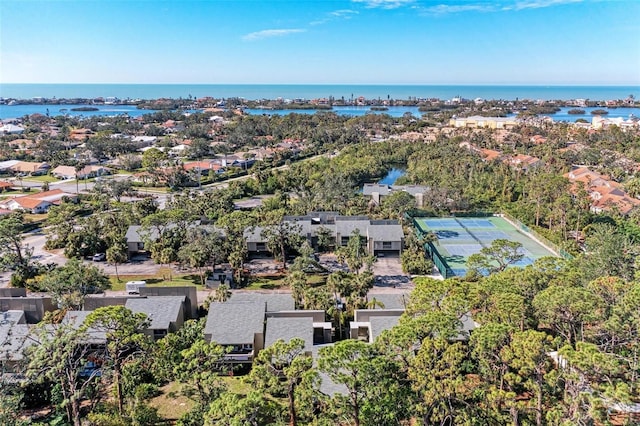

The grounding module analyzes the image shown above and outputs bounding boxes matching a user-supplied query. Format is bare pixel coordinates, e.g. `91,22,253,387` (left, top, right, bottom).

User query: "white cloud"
242,29,306,41
311,9,359,25
352,0,416,9
423,3,497,14
331,9,360,18
511,0,583,11
420,0,584,15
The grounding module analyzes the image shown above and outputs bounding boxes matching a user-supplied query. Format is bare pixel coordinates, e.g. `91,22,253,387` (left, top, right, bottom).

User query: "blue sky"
1,0,638,85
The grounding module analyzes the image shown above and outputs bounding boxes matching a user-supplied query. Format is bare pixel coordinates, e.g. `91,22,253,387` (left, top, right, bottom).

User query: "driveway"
319,253,413,291
88,254,161,276
371,256,413,290
23,228,67,266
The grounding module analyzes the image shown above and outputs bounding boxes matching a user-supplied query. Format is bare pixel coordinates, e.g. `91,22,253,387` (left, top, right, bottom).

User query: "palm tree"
213,284,231,302
74,162,85,194
366,297,385,310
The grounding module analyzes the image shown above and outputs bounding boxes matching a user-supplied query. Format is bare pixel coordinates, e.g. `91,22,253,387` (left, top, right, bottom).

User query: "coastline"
1,83,638,102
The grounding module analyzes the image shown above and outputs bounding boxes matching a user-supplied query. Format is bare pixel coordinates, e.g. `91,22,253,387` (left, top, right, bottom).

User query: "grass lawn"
134,186,171,194
148,382,194,421
24,175,59,183
149,377,253,421
23,213,48,223
221,376,254,395
109,269,206,291
245,273,326,290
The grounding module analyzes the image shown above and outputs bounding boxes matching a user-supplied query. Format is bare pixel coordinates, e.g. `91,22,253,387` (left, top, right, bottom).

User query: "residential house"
591,116,640,131
0,160,20,174
0,181,13,192
10,161,50,176
479,148,502,162
365,291,410,310
0,197,53,214
204,293,333,364
362,183,429,207
267,310,332,345
264,317,314,355
0,124,25,135
51,165,111,180
62,310,108,346
0,293,55,323
502,154,542,172
125,296,185,340
0,313,35,374
69,128,94,142
83,288,196,321
83,295,138,311
204,301,266,363
169,144,189,156
564,166,640,215
350,309,404,343
8,139,36,151
183,160,225,176
245,212,405,257
139,286,198,320
132,136,158,148
449,116,518,129
220,155,255,170
0,189,77,214
459,141,501,162
125,223,220,257
229,292,295,313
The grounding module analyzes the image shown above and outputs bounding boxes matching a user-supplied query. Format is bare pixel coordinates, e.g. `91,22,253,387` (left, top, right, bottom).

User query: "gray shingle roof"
335,220,372,238
0,310,26,325
62,310,108,344
0,323,32,361
311,344,349,396
265,317,313,351
367,223,404,241
125,225,156,244
369,316,401,341
126,223,221,244
229,293,294,313
366,292,410,310
391,184,429,196
205,302,265,345
125,296,185,330
244,226,264,243
362,183,392,196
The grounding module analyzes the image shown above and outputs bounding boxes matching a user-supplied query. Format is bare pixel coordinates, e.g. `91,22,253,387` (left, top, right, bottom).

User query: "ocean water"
2,103,640,121
1,84,638,102
244,105,423,118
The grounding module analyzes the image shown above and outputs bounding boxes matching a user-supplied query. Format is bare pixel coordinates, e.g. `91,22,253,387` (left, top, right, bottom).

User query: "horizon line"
2,82,639,87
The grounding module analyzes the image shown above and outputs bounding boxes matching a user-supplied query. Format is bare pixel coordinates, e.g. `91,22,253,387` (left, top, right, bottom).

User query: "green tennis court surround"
414,216,558,277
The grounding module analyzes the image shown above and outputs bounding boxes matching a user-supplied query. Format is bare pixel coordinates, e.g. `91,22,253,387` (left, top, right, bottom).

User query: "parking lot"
371,256,413,290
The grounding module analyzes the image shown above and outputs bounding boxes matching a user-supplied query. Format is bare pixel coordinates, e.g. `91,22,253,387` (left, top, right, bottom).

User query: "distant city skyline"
1,0,639,85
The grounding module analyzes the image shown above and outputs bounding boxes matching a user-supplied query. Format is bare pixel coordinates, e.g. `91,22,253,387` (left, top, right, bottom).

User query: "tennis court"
415,216,557,277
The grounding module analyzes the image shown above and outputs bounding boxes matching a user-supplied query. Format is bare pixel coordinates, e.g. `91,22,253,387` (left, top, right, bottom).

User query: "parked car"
92,253,106,262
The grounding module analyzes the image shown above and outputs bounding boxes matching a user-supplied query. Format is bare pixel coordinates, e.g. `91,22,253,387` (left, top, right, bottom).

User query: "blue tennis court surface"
416,216,558,278
424,218,495,229
435,230,510,243
445,244,483,257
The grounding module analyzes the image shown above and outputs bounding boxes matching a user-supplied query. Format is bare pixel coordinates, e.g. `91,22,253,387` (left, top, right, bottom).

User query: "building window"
256,243,266,251
382,242,392,249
